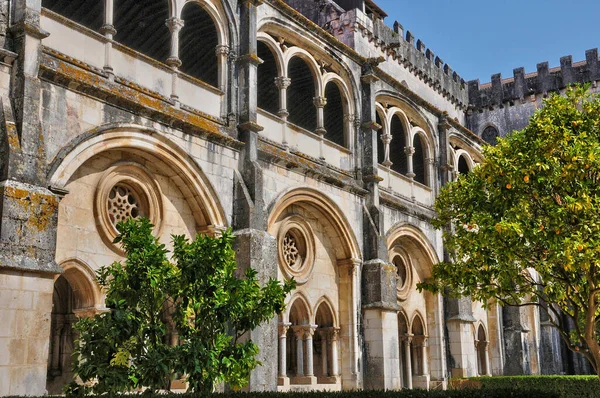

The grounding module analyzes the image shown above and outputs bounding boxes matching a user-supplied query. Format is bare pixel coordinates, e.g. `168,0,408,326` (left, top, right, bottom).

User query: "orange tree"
421,85,600,376
69,218,295,394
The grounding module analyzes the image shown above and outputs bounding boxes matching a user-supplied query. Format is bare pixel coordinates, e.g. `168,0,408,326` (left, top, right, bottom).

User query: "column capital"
292,325,306,339
313,96,327,108
274,76,292,89
165,17,184,32
215,44,231,56
404,146,415,156
279,322,292,337
382,133,392,145
303,324,318,338
328,327,340,341
425,157,435,165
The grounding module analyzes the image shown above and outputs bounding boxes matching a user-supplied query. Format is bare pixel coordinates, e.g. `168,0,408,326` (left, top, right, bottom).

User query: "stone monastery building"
0,0,599,395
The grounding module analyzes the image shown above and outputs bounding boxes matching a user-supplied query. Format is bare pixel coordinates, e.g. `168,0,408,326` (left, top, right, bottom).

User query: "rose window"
278,218,314,284
283,232,301,269
107,184,143,226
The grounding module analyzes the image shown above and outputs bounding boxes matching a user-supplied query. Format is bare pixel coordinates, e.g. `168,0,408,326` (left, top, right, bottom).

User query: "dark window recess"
413,134,427,185
376,111,385,165
42,0,104,31
323,82,345,147
482,125,499,145
458,155,470,174
114,0,170,63
287,57,317,132
389,115,407,175
257,41,280,115
179,3,219,87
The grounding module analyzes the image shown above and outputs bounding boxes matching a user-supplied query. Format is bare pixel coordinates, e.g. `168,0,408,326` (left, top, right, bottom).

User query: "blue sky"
373,0,600,83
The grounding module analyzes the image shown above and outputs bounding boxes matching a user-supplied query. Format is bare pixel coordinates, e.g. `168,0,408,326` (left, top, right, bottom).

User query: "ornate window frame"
389,246,413,301
94,162,163,253
277,215,315,284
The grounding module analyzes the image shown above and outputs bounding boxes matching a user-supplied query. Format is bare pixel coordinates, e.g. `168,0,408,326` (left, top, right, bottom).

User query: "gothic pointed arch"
47,124,227,232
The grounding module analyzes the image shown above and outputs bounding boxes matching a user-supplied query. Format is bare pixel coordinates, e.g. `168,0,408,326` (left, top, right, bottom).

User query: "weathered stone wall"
0,271,54,396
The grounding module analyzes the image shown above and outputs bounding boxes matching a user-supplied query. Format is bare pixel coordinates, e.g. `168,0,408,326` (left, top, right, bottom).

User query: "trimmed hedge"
11,389,562,398
452,375,600,398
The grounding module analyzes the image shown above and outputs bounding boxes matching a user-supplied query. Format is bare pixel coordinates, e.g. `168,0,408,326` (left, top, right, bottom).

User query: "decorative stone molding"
389,248,413,301
94,162,163,254
277,215,315,284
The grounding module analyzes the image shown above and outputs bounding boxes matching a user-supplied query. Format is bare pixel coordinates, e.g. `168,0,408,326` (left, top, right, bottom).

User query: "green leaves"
421,85,600,374
70,218,295,395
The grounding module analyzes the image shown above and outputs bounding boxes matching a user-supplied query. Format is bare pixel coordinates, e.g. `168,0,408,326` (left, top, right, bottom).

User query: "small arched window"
179,3,219,87
42,0,104,31
389,115,407,175
257,41,280,115
323,82,345,147
482,125,499,145
114,0,170,63
287,57,317,132
314,302,336,378
411,316,426,376
458,155,470,174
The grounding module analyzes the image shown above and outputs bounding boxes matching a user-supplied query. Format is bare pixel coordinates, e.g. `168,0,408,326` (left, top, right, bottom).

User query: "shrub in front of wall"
452,375,600,398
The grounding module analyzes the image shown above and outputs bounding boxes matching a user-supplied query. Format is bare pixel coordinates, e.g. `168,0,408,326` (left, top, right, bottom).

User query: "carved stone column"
165,17,184,103
279,322,291,377
293,326,305,377
404,336,413,389
330,327,340,376
421,337,429,375
405,146,416,179
215,44,230,93
381,132,392,168
304,325,317,376
275,76,291,147
101,0,116,78
313,96,327,160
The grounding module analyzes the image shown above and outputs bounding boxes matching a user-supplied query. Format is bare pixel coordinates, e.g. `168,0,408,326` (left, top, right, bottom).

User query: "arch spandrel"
48,124,227,231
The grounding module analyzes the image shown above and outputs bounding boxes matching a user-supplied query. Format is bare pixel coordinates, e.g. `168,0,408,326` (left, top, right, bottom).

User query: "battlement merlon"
281,0,468,108
331,8,467,106
468,49,600,109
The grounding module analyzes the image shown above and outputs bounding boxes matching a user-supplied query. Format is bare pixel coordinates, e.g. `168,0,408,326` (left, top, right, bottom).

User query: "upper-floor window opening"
376,110,385,165
413,134,427,186
390,115,407,175
179,2,219,87
42,0,104,31
323,82,345,147
257,41,280,115
287,57,317,132
114,0,170,63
